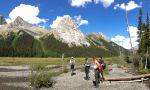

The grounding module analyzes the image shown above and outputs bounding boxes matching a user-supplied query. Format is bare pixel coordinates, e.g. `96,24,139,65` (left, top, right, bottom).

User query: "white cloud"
6,4,47,24
114,1,140,11
94,0,115,8
50,15,70,28
69,0,114,8
74,15,88,26
113,4,119,10
5,18,12,23
50,15,88,28
69,0,92,7
111,26,138,49
38,24,47,29
111,35,126,42
127,26,138,38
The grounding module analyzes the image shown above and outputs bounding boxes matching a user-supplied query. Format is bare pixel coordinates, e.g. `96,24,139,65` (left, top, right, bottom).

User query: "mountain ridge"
0,14,129,57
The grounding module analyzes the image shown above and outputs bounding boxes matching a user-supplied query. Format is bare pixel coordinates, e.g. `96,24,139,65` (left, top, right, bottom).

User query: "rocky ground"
50,64,149,90
0,65,59,90
0,64,149,90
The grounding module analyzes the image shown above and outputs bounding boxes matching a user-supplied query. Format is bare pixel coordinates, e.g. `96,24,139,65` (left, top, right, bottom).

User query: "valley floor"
0,64,149,90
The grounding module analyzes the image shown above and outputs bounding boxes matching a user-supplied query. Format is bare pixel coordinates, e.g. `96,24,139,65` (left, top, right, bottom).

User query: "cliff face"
50,15,90,47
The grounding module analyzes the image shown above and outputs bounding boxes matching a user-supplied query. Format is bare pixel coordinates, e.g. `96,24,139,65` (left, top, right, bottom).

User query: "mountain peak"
15,16,24,22
51,16,90,47
56,15,78,31
89,32,111,42
11,16,32,28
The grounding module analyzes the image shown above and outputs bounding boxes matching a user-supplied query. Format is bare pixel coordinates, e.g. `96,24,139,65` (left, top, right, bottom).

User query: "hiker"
84,57,90,80
99,56,106,81
93,57,102,87
70,57,75,76
93,63,99,87
95,58,103,83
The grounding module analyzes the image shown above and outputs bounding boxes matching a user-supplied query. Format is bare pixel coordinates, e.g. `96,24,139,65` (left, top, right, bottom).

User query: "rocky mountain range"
0,14,128,57
0,16,48,37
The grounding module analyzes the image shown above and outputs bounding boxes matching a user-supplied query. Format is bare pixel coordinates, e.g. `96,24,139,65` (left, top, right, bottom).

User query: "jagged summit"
56,15,78,31
0,16,49,37
0,13,7,25
89,32,111,42
9,16,32,28
50,15,90,47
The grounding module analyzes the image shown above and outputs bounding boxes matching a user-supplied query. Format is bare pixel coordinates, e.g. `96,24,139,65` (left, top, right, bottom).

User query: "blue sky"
0,0,149,49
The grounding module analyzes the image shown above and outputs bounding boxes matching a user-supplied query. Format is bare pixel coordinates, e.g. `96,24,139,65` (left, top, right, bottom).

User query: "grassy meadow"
0,57,127,66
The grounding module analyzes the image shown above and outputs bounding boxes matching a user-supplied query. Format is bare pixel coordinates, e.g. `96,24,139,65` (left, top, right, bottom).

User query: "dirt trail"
48,64,149,90
0,65,60,90
0,64,149,90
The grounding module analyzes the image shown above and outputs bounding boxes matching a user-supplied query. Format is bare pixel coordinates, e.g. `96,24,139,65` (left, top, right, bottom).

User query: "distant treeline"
0,30,128,57
0,31,44,57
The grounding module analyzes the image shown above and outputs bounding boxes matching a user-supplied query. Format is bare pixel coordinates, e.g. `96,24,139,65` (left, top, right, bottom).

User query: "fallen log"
105,74,150,81
118,78,149,83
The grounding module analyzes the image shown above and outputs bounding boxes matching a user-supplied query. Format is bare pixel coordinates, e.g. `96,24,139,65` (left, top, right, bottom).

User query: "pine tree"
144,13,150,52
137,8,144,54
141,13,150,54
144,13,150,69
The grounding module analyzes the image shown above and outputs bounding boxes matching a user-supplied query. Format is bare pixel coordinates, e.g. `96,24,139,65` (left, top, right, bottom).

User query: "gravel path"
0,64,149,90
0,65,61,90
47,64,149,90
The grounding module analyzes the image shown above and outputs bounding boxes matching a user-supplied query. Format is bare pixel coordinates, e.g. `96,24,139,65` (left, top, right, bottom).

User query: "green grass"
0,57,127,66
0,57,62,66
0,57,93,66
104,57,127,67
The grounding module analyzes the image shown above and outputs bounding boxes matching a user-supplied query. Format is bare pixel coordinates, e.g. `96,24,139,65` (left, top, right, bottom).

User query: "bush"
30,64,48,71
29,64,54,88
124,55,132,63
29,71,54,88
62,66,69,73
133,55,140,68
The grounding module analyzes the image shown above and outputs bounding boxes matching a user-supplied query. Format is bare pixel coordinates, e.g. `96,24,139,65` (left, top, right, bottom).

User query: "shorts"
71,65,74,69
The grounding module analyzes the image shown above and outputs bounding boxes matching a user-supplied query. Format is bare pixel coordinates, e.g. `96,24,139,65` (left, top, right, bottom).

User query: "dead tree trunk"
105,74,150,81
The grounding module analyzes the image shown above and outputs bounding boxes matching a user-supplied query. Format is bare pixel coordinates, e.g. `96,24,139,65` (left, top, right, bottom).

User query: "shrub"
133,55,140,68
29,64,54,88
62,66,69,73
30,64,48,71
29,71,54,88
124,55,132,63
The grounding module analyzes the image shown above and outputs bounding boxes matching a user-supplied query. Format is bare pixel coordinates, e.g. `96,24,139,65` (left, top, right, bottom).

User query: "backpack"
102,63,106,70
95,60,102,71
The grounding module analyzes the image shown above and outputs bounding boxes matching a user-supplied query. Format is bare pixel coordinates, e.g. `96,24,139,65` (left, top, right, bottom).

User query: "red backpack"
95,60,102,71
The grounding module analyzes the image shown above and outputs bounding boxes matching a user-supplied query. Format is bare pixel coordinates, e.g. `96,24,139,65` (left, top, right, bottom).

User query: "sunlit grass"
0,57,127,66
